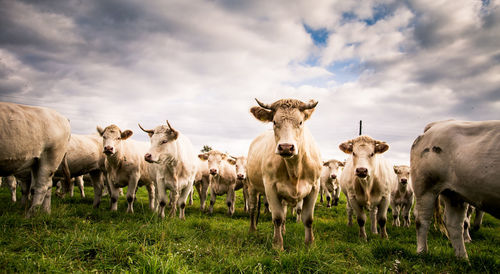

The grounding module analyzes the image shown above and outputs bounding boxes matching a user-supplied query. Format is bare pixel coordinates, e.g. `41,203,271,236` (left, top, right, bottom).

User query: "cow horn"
255,98,273,110
138,123,154,134
300,100,318,110
229,155,237,160
166,120,177,132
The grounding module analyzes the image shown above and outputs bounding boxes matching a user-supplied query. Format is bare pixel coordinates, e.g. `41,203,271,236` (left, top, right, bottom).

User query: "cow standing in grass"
339,135,396,240
97,125,156,213
320,159,344,207
233,155,250,212
140,121,197,219
198,150,237,216
411,120,500,259
192,157,210,211
391,165,414,227
0,102,71,217
247,98,322,250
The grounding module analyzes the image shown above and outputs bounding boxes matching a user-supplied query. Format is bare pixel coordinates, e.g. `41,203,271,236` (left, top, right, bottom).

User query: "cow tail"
256,194,262,226
433,195,449,239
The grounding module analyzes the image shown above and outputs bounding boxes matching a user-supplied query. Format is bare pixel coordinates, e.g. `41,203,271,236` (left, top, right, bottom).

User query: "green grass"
0,185,499,273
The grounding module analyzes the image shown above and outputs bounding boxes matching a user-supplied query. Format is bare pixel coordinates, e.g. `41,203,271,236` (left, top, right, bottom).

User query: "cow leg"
415,192,437,254
326,191,332,208
169,189,179,218
333,187,340,206
441,194,468,259
463,204,472,243
19,177,31,206
27,158,58,217
226,186,235,216
377,196,390,239
370,205,378,234
473,210,484,231
89,171,104,208
295,199,303,223
177,183,191,220
401,203,412,227
345,194,353,226
75,176,85,198
126,175,140,214
69,178,75,197
243,184,249,213
5,176,17,203
156,178,167,218
107,176,120,211
319,186,324,204
248,187,259,232
209,186,216,214
263,196,270,214
349,197,367,240
146,182,156,211
201,178,210,211
188,189,193,206
302,184,319,247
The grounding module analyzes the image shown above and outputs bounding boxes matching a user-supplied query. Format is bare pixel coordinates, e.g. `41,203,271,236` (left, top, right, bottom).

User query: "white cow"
339,135,396,240
233,155,250,213
198,150,237,216
247,98,322,250
140,121,197,219
97,125,156,213
1,176,17,203
411,120,500,259
0,102,71,217
192,157,210,211
320,159,344,207
391,165,414,227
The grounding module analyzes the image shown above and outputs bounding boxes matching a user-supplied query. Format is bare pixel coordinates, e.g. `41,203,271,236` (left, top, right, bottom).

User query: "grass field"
0,185,499,273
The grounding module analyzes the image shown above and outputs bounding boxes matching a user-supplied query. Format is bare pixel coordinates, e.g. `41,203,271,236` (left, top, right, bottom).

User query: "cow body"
411,120,500,259
320,159,344,207
199,150,237,216
0,102,71,216
390,165,414,227
339,135,396,240
97,125,156,213
233,156,250,212
247,98,322,250
141,121,197,219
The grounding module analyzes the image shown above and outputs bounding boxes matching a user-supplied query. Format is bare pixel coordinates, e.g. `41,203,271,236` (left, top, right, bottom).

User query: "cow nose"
330,174,337,180
144,153,152,162
210,169,217,175
355,167,368,178
237,174,245,180
277,143,295,155
400,178,408,184
104,146,114,154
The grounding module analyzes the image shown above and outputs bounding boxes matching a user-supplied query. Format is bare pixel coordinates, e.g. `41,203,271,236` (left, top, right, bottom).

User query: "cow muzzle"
330,174,337,180
400,178,408,185
355,167,368,178
209,169,218,175
237,174,245,180
103,146,114,155
277,143,296,157
144,153,154,163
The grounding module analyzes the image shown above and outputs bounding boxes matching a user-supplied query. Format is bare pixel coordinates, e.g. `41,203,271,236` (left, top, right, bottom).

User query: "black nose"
237,174,245,180
104,146,113,154
400,178,408,184
355,167,368,178
210,169,217,175
144,153,152,162
278,143,295,155
330,174,337,180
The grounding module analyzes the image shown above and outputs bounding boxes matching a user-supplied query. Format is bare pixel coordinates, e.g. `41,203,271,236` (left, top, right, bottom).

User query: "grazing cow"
320,159,344,207
233,155,250,212
198,150,237,216
97,125,156,213
56,134,107,207
391,165,414,227
140,121,197,219
247,98,322,250
1,176,17,203
339,135,396,240
411,120,500,259
0,102,71,217
193,157,210,211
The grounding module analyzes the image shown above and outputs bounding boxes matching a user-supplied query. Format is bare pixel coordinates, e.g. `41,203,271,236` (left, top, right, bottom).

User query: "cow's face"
97,125,133,156
199,150,235,176
394,165,410,189
140,122,178,164
234,156,247,180
323,160,344,181
339,136,389,180
250,98,318,158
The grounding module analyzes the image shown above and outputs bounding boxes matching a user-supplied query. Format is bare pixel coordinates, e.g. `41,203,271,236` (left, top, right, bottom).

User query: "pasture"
0,186,499,273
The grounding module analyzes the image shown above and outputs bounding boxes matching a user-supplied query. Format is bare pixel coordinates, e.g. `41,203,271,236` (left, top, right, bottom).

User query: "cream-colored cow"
320,159,344,207
391,165,414,227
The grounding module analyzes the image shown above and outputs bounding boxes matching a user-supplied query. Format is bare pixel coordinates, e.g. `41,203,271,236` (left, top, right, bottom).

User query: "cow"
320,159,344,207
198,150,237,216
139,121,197,219
193,157,210,211
339,135,396,240
247,98,322,250
411,120,500,259
391,165,414,227
0,102,71,217
232,155,250,212
1,176,17,203
97,125,156,213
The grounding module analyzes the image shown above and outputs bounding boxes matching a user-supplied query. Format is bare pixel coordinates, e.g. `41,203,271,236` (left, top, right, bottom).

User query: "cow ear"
339,141,353,154
121,130,133,140
227,158,236,165
250,107,273,123
198,153,208,160
323,161,329,167
338,161,345,167
393,166,400,174
303,108,316,121
375,141,389,154
97,126,105,136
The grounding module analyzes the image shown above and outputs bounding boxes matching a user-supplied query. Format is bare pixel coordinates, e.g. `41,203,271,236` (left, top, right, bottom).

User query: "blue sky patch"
303,24,329,47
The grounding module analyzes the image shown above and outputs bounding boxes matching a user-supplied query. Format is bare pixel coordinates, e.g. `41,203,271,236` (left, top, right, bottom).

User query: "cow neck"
398,183,408,194
106,148,124,169
283,147,304,182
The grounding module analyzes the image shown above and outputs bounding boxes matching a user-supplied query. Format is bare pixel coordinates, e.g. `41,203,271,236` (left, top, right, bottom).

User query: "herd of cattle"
0,99,498,260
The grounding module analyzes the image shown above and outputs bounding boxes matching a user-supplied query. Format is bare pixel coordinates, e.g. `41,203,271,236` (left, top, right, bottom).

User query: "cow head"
339,135,389,180
394,165,411,190
232,156,247,180
139,120,179,164
96,124,133,156
198,150,235,176
250,98,318,158
323,159,344,181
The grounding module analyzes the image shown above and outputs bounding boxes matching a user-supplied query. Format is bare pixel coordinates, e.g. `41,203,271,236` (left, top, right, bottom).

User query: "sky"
0,0,499,165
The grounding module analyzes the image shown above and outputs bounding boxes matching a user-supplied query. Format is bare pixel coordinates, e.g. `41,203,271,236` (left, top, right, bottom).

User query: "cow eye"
273,121,276,126
352,152,356,157
370,153,374,157
161,140,168,144
300,121,303,125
